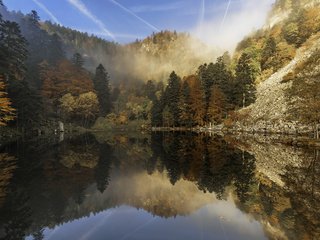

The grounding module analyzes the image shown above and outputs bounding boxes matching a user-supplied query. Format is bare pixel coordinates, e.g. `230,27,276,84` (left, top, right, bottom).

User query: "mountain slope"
234,0,320,131
43,23,217,84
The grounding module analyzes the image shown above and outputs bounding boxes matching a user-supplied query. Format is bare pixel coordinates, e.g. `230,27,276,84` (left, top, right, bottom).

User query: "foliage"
0,76,14,125
59,92,99,126
287,49,320,132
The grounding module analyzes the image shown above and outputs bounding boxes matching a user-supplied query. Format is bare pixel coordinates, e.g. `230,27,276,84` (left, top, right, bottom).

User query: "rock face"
237,36,320,134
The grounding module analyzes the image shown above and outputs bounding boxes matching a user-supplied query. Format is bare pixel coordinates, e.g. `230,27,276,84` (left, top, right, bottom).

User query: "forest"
1,0,320,133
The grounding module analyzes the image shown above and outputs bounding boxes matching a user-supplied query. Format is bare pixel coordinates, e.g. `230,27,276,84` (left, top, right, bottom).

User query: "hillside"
43,23,217,84
233,0,320,132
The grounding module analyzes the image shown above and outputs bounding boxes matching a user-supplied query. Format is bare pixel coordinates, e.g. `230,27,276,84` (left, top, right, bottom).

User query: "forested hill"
1,0,320,135
43,22,217,84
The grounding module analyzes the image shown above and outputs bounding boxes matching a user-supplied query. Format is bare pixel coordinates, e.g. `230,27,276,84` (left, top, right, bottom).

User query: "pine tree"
143,80,156,101
8,79,42,127
235,52,257,107
72,52,84,69
261,37,277,70
151,98,163,127
178,81,193,127
163,71,181,127
0,20,28,79
93,64,111,116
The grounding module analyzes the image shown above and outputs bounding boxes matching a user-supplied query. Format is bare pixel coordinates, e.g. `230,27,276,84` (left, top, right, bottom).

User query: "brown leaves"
0,76,15,126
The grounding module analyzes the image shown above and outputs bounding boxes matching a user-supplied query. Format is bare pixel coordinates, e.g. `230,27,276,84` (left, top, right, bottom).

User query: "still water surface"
0,132,319,240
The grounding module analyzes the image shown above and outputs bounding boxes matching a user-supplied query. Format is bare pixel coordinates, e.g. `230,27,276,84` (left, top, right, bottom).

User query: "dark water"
0,132,319,240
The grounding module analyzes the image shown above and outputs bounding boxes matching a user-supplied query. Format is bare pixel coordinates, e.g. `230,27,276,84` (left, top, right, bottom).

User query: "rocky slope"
240,35,320,132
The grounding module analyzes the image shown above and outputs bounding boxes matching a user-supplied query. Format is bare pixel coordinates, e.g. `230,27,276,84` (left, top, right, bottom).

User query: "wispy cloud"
32,0,61,24
220,0,232,31
109,0,160,32
130,1,183,13
67,0,115,41
198,0,205,27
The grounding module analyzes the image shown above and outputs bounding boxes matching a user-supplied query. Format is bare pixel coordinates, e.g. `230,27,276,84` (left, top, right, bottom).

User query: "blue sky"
3,0,275,48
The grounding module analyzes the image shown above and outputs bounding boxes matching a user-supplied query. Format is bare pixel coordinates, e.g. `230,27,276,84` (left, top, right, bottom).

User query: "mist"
194,0,275,51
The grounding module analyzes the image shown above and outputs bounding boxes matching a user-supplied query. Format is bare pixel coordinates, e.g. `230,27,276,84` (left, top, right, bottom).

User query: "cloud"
67,0,115,41
220,0,231,30
31,0,61,24
194,0,275,51
197,0,205,27
109,0,160,32
130,1,184,13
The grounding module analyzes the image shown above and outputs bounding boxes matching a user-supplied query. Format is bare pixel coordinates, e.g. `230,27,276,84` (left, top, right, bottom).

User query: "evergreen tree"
0,20,28,79
143,80,156,101
178,81,193,127
72,52,84,68
8,80,42,127
151,98,163,127
93,64,111,116
261,37,277,70
163,71,181,127
95,143,113,193
235,52,257,107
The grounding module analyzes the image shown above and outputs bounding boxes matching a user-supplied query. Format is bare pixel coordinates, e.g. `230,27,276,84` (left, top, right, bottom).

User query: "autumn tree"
41,59,94,113
185,75,206,126
59,92,99,126
207,86,227,124
0,76,14,125
94,64,111,116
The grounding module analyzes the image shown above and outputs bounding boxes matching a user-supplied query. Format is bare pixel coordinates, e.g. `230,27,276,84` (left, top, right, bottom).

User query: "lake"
0,132,319,240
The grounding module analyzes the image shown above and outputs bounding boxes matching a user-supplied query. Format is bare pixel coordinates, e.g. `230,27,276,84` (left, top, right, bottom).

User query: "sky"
3,0,275,49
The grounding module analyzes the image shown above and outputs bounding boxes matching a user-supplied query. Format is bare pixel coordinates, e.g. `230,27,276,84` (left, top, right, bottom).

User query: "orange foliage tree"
40,59,94,112
0,76,15,126
184,75,206,126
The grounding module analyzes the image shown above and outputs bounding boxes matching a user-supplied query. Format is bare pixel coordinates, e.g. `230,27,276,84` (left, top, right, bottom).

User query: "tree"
207,86,227,124
59,92,99,126
163,71,181,127
234,52,258,107
72,52,84,68
162,105,174,127
185,75,206,126
282,22,300,46
0,20,28,79
143,80,156,101
151,98,163,127
93,64,111,116
261,37,277,70
178,81,193,127
8,79,42,127
0,76,15,125
41,59,94,113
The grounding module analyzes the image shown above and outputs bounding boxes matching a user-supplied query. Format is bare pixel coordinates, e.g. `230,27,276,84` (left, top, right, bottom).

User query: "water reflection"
0,133,319,240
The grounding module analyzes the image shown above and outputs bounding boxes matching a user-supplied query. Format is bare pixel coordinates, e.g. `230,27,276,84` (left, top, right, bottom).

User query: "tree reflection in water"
0,133,319,239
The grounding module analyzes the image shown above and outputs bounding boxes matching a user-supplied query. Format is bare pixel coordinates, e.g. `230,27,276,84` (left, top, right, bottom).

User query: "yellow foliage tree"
0,76,15,126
